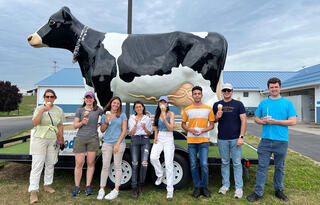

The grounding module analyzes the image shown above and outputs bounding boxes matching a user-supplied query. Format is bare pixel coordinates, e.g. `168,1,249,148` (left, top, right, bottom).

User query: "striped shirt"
182,104,215,144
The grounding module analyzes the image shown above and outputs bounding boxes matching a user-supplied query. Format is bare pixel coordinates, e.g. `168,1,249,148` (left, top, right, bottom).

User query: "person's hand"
267,118,277,125
82,117,89,125
42,105,50,112
105,115,112,124
114,143,119,153
261,117,268,124
154,137,158,144
60,143,65,151
141,122,146,129
189,128,200,136
160,111,166,119
237,137,244,146
216,111,223,119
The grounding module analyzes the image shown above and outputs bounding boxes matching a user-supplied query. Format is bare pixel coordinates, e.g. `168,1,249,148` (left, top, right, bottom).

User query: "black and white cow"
28,7,228,108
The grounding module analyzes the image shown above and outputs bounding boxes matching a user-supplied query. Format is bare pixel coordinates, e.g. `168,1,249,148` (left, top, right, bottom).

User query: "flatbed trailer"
0,131,273,189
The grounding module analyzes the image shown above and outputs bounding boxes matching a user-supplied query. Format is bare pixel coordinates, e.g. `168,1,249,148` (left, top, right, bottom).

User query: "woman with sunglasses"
29,89,65,204
128,101,152,199
72,91,103,196
97,96,127,200
150,96,175,199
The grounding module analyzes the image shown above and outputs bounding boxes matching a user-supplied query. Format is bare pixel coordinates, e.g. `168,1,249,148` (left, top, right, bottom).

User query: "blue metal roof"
36,68,83,86
223,71,297,90
282,64,320,88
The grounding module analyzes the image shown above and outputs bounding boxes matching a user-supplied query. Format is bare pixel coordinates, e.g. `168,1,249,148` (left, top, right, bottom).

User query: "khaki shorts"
73,136,99,153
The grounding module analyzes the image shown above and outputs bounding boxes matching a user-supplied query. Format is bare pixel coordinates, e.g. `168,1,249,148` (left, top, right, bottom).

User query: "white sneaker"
97,189,105,200
166,191,173,199
218,186,229,195
155,176,164,186
104,189,119,200
234,188,243,199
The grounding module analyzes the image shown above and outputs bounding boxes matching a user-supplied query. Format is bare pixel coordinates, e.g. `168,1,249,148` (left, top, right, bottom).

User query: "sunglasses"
45,95,55,99
222,89,232,93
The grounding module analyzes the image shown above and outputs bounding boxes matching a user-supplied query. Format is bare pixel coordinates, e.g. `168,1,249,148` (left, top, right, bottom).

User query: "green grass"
0,96,36,117
0,136,319,204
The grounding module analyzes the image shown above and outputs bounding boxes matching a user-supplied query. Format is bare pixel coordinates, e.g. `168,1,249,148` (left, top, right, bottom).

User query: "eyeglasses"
222,89,232,93
45,96,55,99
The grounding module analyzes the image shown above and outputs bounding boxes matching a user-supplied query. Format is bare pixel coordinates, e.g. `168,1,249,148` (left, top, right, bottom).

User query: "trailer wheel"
151,152,190,189
107,151,132,189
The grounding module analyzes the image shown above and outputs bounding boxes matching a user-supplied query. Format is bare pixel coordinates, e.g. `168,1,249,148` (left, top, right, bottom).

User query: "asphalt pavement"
0,116,33,141
246,118,320,162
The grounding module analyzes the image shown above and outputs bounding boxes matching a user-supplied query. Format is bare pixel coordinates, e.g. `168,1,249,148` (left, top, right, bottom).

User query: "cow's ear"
62,9,72,22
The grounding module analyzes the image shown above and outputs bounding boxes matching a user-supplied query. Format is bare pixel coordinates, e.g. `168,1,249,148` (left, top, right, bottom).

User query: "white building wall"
315,85,320,123
232,91,264,107
37,86,86,105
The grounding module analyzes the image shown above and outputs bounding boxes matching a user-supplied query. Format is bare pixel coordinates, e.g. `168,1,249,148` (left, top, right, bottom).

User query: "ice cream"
218,104,223,112
45,101,52,108
160,104,166,112
84,111,89,119
106,111,112,124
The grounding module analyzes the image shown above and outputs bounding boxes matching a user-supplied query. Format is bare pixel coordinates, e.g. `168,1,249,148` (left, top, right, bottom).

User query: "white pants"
28,138,58,192
150,131,175,192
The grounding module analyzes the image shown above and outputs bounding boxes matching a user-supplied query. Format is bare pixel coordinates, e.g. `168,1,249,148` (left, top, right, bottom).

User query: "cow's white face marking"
101,32,218,107
191,32,208,39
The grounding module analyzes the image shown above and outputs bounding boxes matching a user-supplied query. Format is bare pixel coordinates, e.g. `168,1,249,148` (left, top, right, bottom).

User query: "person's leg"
74,153,85,186
139,137,150,187
188,143,200,188
28,154,46,192
230,138,243,189
113,143,126,190
198,142,209,188
273,140,288,192
100,143,113,189
254,139,272,196
86,151,97,186
163,133,175,193
150,134,165,178
130,137,140,189
43,139,58,187
218,139,231,189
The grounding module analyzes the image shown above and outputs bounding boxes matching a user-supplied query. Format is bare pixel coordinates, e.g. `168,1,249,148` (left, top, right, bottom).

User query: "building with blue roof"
35,65,320,123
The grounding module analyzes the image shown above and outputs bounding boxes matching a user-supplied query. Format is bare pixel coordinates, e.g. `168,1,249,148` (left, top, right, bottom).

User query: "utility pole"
125,0,132,118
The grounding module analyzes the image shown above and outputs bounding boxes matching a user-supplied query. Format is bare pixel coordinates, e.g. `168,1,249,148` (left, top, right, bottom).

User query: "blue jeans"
188,142,209,188
254,138,288,196
130,135,151,188
218,138,243,189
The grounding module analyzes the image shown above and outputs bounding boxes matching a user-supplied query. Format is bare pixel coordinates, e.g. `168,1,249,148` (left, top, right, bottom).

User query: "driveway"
247,120,320,162
0,116,33,141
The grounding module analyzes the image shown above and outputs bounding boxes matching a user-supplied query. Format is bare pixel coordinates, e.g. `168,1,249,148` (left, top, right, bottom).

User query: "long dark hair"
133,101,146,115
153,102,170,127
103,96,122,118
81,97,98,111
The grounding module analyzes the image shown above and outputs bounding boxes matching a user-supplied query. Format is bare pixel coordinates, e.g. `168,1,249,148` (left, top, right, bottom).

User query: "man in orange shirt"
182,86,215,198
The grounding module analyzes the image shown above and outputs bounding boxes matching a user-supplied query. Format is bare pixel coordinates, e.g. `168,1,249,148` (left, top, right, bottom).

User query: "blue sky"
1,0,320,90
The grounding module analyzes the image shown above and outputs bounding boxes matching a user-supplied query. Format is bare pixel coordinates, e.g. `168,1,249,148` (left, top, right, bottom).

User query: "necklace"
72,26,88,63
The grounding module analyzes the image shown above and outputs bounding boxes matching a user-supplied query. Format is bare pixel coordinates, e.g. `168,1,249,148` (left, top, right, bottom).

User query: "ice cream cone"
218,104,223,112
84,111,89,119
160,104,166,112
45,101,53,108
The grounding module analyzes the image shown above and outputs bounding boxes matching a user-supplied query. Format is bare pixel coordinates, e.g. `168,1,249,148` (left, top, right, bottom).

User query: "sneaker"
132,188,138,199
234,188,243,199
138,186,144,195
218,186,229,195
275,190,289,201
30,190,38,204
97,189,105,200
85,186,93,196
192,187,201,198
155,176,164,186
202,187,211,198
44,185,55,193
167,191,173,199
246,192,263,202
72,186,80,196
104,189,119,200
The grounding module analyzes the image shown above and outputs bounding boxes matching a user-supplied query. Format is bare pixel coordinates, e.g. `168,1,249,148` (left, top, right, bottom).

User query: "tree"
0,81,22,114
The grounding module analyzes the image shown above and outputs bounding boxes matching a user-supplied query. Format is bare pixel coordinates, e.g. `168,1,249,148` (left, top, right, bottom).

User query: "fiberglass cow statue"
27,7,228,113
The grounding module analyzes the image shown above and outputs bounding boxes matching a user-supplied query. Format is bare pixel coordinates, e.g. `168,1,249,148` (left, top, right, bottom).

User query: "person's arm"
128,116,137,136
32,106,49,126
73,117,88,129
199,121,214,134
164,112,175,131
114,120,128,153
254,115,267,125
154,127,159,144
141,117,152,136
57,123,64,145
267,116,297,126
237,113,247,146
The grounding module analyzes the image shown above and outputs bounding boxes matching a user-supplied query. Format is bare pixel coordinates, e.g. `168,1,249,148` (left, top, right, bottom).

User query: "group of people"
28,77,296,203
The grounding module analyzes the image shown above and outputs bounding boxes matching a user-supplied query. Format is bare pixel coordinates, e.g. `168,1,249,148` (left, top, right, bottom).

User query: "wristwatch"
239,136,244,139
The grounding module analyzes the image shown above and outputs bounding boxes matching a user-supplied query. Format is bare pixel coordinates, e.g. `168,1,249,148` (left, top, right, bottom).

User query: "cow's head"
27,7,79,51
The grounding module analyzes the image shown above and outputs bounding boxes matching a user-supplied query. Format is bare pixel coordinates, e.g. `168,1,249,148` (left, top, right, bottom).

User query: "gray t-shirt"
75,107,103,139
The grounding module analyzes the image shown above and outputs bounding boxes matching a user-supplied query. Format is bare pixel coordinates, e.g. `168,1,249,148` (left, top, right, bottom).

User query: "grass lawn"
0,135,320,204
0,96,36,117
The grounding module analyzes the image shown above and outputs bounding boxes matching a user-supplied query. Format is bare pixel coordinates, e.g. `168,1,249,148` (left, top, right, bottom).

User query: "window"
243,92,249,97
